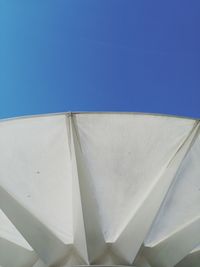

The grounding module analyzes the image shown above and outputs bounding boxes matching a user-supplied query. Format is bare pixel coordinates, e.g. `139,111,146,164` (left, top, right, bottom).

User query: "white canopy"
0,113,199,267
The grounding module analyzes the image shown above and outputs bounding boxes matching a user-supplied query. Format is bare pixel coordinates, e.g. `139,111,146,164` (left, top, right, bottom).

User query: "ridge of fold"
112,121,199,264
69,115,106,264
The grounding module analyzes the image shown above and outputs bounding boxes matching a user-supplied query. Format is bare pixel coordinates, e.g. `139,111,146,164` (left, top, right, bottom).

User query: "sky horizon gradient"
1,1,200,119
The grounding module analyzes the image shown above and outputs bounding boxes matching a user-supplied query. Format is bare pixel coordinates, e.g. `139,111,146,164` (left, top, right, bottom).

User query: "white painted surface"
0,113,198,267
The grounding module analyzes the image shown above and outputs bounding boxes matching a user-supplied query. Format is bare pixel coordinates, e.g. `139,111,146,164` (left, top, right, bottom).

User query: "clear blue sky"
1,1,200,119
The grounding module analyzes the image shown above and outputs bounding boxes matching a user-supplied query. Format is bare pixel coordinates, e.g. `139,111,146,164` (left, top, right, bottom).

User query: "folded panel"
0,115,73,244
0,209,32,250
74,114,195,242
174,245,200,267
0,112,198,267
145,132,200,247
0,210,37,267
70,115,106,264
0,238,37,267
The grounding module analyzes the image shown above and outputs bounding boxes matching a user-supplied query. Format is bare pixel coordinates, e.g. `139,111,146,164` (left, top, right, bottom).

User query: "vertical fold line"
69,114,106,264
65,113,89,264
143,122,200,267
112,120,200,264
0,185,69,266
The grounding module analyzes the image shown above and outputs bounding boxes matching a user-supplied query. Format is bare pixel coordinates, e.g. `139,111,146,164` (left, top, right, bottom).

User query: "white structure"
0,112,199,267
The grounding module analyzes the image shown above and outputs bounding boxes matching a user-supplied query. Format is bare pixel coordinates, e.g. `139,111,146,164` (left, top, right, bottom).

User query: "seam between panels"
144,120,200,247
64,113,76,250
158,120,200,216
146,216,200,267
70,114,84,154
64,113,72,159
69,113,92,260
156,215,200,246
66,114,90,264
63,113,87,267
114,121,199,243
167,120,200,168
69,115,107,264
160,120,200,229
142,122,200,267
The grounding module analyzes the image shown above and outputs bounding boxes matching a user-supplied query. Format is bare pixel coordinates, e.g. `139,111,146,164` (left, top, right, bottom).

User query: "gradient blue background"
1,1,200,119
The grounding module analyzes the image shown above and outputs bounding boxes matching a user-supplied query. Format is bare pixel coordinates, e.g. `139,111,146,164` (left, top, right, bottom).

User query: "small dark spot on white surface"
27,195,31,198
36,170,40,174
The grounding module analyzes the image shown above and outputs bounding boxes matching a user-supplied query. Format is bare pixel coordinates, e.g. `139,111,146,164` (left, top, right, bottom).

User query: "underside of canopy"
0,112,199,267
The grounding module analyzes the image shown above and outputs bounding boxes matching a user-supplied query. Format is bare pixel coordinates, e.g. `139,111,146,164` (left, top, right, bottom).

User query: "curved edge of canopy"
0,111,198,124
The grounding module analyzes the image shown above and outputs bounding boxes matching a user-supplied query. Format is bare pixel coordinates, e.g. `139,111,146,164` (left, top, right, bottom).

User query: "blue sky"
0,0,200,119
